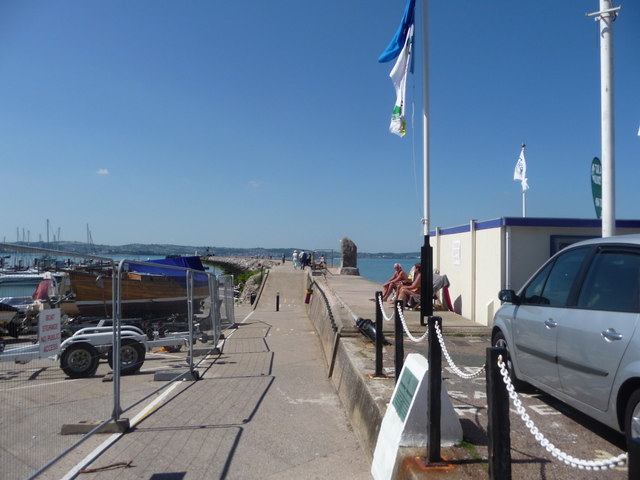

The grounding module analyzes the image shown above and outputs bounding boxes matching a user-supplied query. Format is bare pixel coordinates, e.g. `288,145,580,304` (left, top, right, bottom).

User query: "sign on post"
39,309,61,357
591,157,602,219
371,353,462,480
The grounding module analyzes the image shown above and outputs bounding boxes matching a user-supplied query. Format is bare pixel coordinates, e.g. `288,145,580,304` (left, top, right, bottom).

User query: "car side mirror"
499,289,520,305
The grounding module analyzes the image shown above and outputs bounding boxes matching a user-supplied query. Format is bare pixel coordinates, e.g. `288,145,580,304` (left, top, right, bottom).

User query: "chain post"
427,315,442,463
420,237,433,326
374,291,384,377
187,269,195,374
394,300,404,384
629,436,640,479
487,347,511,479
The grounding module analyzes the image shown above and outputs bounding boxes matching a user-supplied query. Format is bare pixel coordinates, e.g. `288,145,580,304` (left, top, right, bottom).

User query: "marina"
0,241,414,341
0,245,215,340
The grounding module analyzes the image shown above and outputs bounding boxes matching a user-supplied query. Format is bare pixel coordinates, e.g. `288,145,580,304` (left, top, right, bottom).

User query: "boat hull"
68,270,209,318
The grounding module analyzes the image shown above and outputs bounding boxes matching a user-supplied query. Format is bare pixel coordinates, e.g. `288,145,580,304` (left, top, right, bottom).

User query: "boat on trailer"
67,256,209,318
0,302,20,337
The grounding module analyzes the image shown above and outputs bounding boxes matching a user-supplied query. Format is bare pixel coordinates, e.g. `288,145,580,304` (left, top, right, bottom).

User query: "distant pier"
200,255,280,275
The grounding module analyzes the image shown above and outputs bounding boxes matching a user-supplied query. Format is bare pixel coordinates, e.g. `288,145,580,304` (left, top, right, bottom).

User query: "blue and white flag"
514,148,529,191
378,0,416,64
388,24,413,136
379,0,416,137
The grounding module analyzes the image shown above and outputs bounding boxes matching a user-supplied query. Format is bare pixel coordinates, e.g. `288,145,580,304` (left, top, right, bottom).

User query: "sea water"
356,258,420,285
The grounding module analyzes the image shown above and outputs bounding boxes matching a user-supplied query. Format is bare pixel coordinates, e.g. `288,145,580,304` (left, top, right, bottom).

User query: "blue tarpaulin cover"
129,256,207,283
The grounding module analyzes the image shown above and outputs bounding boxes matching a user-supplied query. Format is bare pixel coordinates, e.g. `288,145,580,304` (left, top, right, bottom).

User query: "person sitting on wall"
381,263,408,301
395,263,421,306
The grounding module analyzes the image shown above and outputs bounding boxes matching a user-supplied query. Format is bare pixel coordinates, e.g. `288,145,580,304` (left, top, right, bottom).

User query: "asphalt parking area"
382,334,629,479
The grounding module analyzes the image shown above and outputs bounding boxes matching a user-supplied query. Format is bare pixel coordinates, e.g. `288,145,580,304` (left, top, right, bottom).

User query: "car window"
522,247,588,306
521,261,553,304
541,248,589,306
576,250,640,312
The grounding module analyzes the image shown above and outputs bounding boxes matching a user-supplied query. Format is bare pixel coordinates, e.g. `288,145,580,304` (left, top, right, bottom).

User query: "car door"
513,247,590,391
557,247,640,411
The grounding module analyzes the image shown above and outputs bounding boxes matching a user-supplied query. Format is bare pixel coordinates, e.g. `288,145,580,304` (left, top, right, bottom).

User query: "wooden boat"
67,257,210,318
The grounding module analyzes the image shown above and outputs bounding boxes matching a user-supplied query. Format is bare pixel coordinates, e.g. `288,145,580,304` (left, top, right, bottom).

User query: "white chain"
397,307,429,343
377,295,428,342
379,299,485,378
497,355,627,470
376,295,395,322
434,322,486,378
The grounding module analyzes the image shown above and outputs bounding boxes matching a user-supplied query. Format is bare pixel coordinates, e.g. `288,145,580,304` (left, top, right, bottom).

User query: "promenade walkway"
62,264,371,479
320,267,490,337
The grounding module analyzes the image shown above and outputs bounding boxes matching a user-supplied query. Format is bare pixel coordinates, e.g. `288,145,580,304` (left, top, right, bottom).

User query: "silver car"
492,234,640,446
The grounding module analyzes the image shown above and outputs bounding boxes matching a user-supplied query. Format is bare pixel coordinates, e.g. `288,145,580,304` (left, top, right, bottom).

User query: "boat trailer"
0,324,202,378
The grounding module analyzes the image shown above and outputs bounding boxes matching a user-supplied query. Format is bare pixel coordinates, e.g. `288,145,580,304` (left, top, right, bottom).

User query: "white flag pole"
598,0,617,237
418,2,440,465
419,0,433,319
421,0,429,237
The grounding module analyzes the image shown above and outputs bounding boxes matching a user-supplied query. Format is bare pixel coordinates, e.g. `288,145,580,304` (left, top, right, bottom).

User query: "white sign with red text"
39,309,61,357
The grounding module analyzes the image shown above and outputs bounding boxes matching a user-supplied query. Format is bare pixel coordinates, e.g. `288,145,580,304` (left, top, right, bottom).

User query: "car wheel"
60,343,100,378
107,338,145,375
492,330,529,391
624,389,640,449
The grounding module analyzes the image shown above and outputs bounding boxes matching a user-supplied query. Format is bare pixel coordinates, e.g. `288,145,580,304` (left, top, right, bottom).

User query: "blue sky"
1,1,638,253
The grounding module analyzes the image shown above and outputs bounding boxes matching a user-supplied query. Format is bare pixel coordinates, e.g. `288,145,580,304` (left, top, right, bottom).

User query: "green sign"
591,157,602,219
392,368,419,422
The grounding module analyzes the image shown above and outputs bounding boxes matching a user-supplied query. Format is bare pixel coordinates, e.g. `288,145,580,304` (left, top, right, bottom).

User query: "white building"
432,217,640,326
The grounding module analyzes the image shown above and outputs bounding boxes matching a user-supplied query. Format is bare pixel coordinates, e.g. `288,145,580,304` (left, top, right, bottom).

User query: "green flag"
591,157,602,219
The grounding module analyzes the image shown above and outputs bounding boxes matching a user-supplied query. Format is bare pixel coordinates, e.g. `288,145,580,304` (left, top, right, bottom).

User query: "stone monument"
340,237,360,275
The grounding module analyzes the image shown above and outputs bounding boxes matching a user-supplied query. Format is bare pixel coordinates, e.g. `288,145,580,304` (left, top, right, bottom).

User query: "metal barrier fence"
0,244,234,479
217,274,235,331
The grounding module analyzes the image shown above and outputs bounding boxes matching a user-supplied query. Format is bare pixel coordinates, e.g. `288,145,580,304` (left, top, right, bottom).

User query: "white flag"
514,148,529,191
388,24,413,137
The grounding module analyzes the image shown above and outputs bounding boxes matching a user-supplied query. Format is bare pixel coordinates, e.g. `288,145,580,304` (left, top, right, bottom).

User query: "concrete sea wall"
304,271,385,461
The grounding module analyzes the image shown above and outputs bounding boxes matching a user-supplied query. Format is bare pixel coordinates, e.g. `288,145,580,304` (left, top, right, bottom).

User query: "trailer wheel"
107,338,145,375
7,321,19,339
60,343,99,378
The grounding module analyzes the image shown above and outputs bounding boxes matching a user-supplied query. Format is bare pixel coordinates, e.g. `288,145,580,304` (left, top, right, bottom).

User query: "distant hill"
3,241,419,259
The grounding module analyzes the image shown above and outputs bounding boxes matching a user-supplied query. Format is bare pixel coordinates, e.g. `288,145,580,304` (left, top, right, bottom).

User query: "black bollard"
276,292,280,311
486,346,511,480
394,300,404,385
629,436,640,479
427,315,442,464
374,291,384,377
